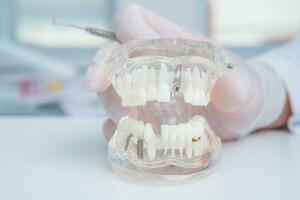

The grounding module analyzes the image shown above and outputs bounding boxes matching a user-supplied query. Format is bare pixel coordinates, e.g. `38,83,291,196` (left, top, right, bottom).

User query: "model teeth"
177,124,186,159
113,64,213,107
116,115,209,160
144,123,156,160
169,125,178,157
161,124,170,156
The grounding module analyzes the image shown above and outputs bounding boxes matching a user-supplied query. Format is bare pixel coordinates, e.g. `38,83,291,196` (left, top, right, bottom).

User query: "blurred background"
0,0,299,116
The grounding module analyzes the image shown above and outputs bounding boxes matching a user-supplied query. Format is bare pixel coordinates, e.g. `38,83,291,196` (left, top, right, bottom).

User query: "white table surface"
0,117,299,200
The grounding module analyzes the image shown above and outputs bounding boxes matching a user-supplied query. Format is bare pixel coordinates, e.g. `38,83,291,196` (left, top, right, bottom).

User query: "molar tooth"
144,123,156,160
170,125,178,157
177,124,186,159
161,124,170,156
190,116,205,157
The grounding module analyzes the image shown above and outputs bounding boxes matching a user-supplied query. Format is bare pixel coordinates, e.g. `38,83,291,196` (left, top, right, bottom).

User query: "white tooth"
183,69,193,103
121,76,132,106
193,142,203,157
157,83,170,102
138,86,147,106
177,124,186,159
157,63,170,102
170,125,178,157
120,118,137,136
203,92,209,105
192,67,201,89
144,123,156,160
159,63,168,82
183,84,193,103
185,146,192,159
190,116,205,157
200,90,206,106
114,76,123,97
149,68,157,84
147,84,157,101
140,65,149,86
201,71,208,90
192,89,201,105
135,121,144,138
131,70,144,106
161,124,169,155
190,115,205,135
147,147,156,160
144,123,155,142
185,123,193,145
116,117,129,135
185,123,193,159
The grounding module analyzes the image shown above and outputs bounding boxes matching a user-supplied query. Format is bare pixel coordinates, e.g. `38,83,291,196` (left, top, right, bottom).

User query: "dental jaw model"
107,39,229,182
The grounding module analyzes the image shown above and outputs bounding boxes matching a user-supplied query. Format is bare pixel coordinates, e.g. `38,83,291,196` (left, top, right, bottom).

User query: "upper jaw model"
106,38,230,182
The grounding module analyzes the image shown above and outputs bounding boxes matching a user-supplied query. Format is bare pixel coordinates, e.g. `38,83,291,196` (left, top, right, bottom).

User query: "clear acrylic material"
105,38,228,183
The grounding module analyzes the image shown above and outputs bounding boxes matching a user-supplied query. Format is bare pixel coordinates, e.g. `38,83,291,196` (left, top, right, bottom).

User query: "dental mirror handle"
53,18,117,41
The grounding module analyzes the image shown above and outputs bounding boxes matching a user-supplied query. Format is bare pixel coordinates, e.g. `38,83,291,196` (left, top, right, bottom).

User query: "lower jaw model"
106,39,228,182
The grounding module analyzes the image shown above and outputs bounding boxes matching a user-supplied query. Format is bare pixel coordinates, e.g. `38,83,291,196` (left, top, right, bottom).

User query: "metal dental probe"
52,17,117,41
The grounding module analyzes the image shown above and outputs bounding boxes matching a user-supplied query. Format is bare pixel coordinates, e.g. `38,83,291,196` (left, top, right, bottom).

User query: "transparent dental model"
105,38,230,182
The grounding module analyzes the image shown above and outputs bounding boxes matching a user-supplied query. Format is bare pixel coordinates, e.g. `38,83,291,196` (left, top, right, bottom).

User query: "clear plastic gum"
105,38,229,183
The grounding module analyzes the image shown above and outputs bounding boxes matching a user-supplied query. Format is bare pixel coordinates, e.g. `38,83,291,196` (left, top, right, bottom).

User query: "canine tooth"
161,124,169,155
144,123,156,160
186,146,192,159
157,83,170,102
170,125,178,157
177,124,186,159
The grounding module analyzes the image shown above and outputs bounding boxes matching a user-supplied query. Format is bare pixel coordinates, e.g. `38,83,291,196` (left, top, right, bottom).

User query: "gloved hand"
86,4,290,141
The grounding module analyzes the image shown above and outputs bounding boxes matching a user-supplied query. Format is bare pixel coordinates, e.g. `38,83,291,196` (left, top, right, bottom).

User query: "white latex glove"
86,4,288,141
